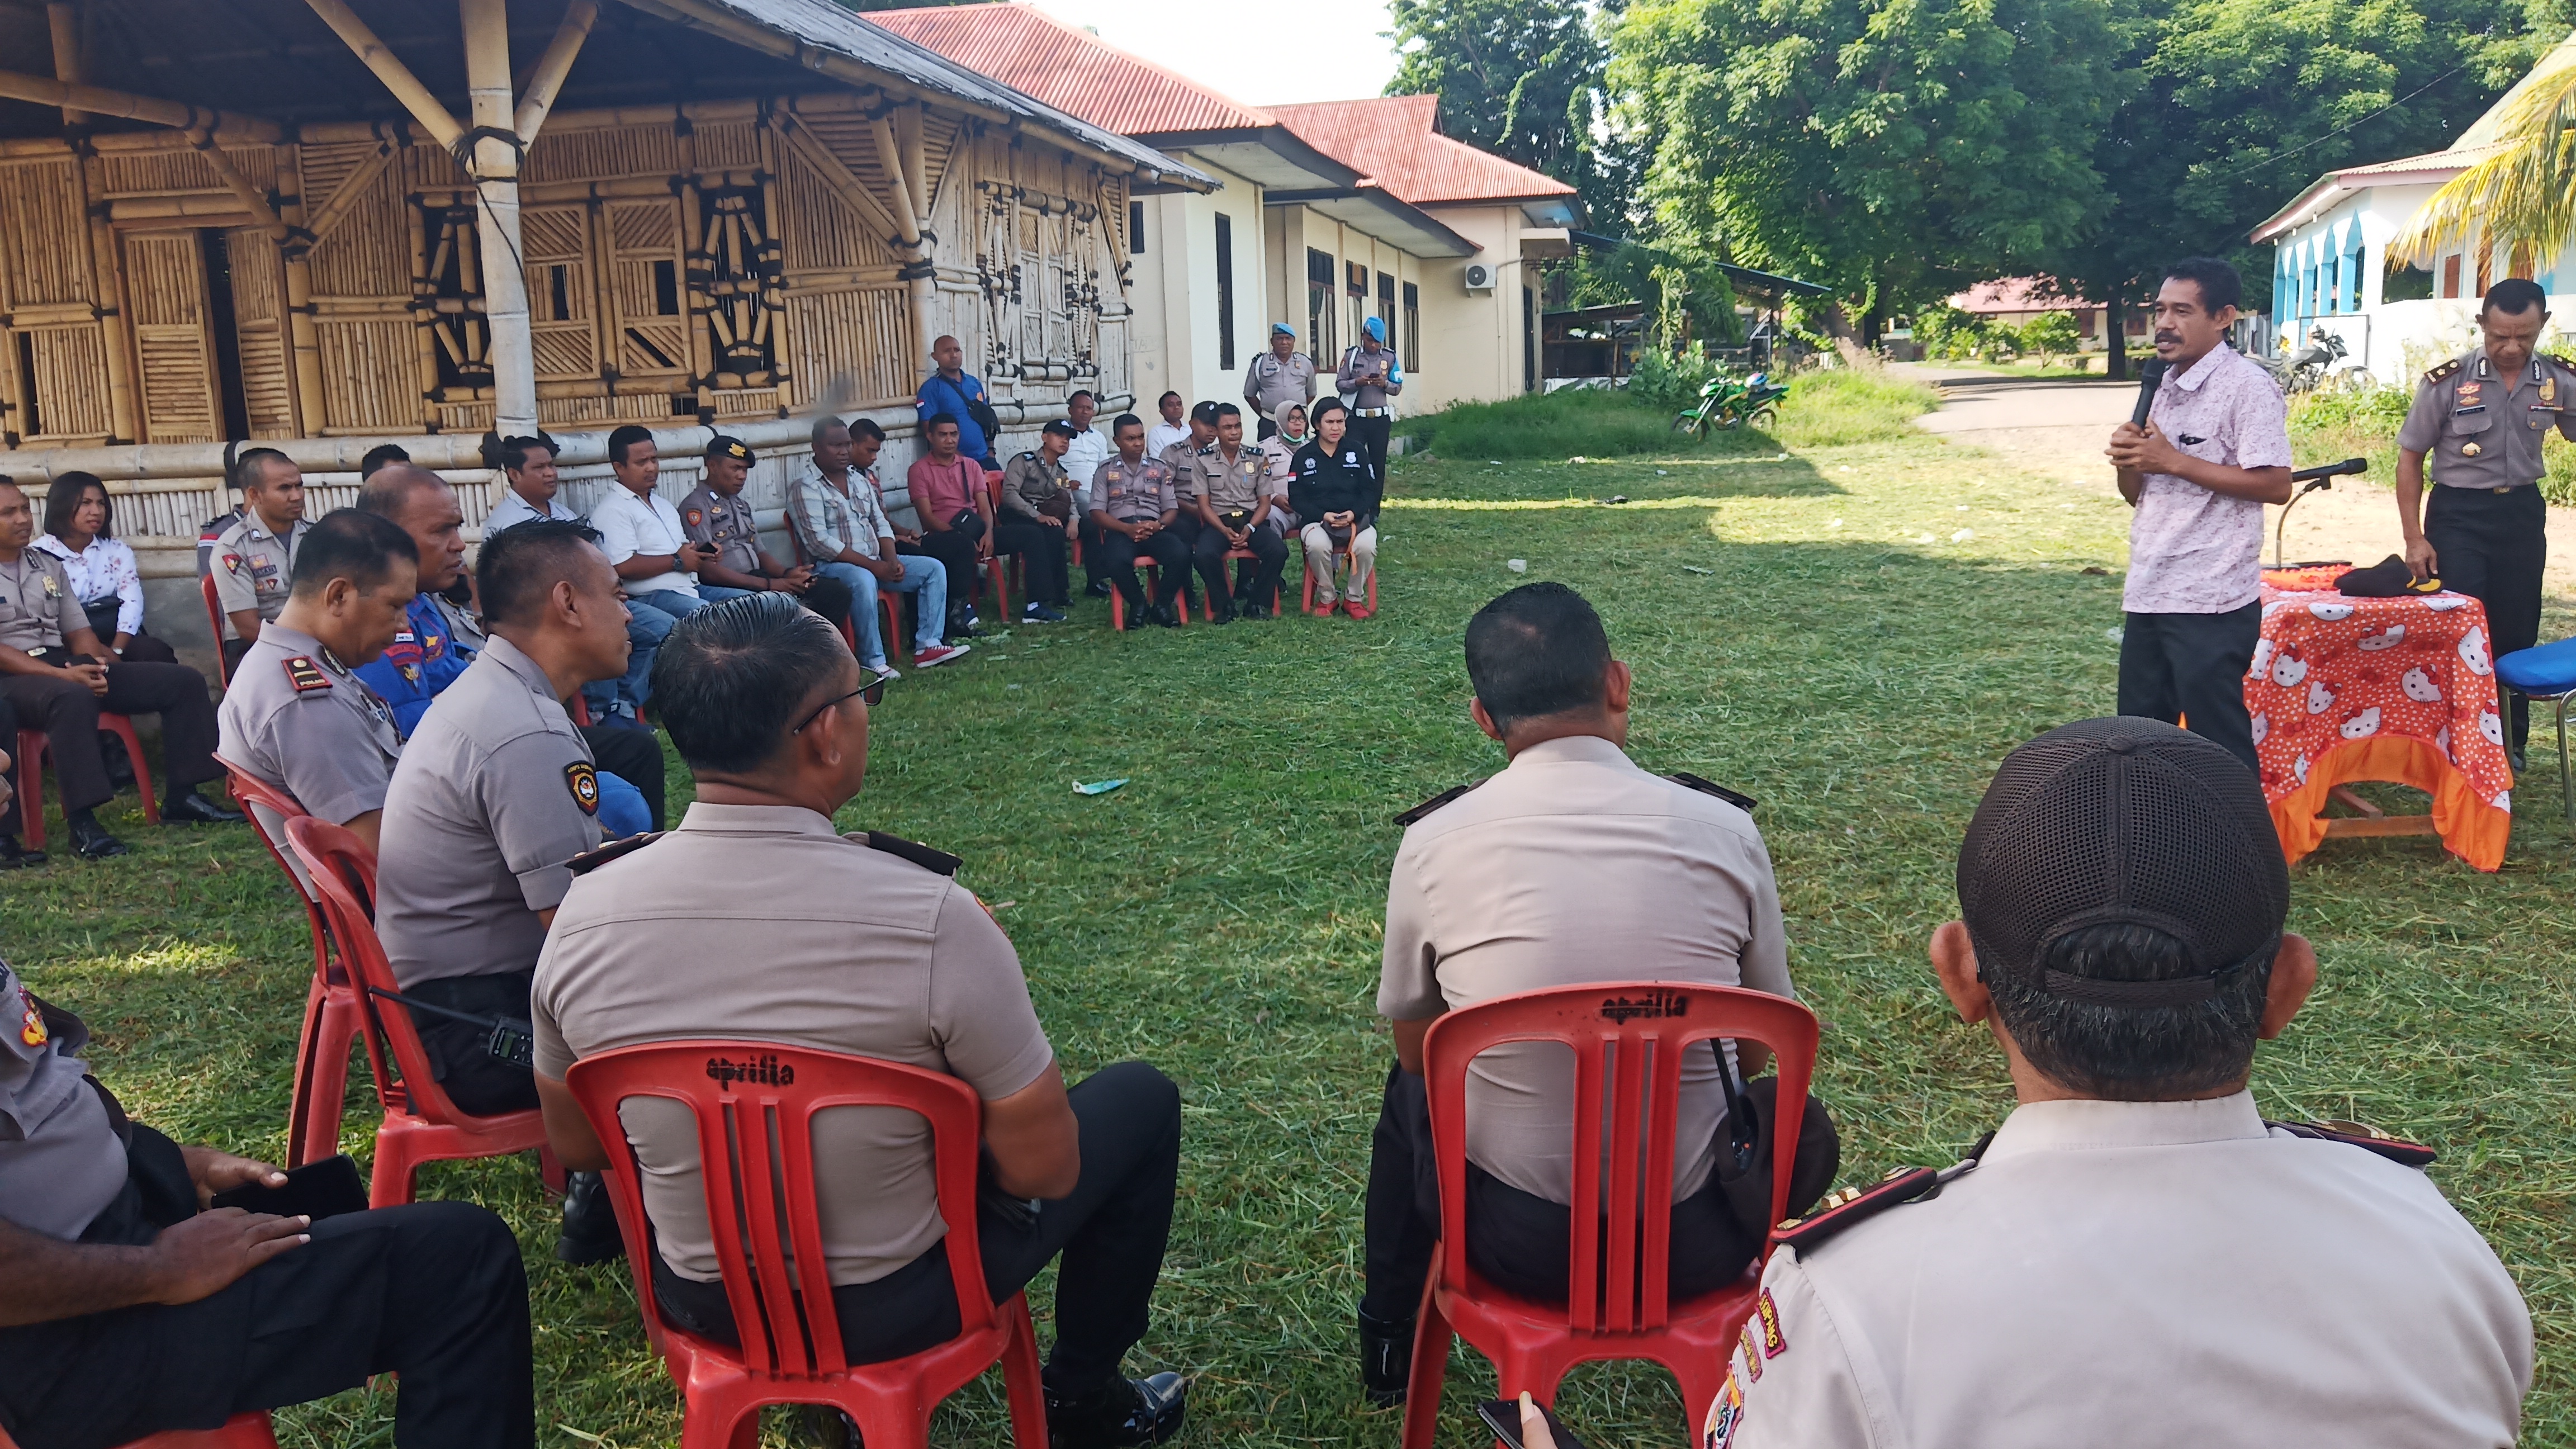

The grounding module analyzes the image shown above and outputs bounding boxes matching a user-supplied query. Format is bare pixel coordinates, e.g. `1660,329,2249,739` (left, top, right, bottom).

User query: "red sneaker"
915,643,971,668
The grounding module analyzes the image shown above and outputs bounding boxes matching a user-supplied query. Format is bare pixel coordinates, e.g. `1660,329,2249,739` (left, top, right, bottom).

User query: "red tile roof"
1263,96,1576,206
860,3,1271,136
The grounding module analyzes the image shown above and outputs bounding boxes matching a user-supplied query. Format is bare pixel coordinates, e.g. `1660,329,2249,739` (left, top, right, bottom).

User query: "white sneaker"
914,643,970,668
866,665,901,681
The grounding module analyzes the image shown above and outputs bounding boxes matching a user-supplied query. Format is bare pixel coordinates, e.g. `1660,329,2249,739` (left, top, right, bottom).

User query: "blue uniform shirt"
353,593,478,735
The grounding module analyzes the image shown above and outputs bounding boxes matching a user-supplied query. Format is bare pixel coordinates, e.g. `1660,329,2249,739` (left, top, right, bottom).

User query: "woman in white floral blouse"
35,472,178,662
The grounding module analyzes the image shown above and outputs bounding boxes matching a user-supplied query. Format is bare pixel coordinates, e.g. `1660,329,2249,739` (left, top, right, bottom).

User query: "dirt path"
1892,361,2576,605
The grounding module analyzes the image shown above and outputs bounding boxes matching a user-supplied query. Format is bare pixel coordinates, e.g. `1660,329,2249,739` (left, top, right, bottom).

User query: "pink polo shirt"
907,456,983,524
2125,343,2291,615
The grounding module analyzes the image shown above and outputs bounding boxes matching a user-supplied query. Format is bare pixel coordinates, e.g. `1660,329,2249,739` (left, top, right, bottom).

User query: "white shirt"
485,489,580,535
1721,1093,2531,1449
591,486,697,599
1063,425,1111,510
2124,343,2290,615
31,533,144,637
1145,422,1188,458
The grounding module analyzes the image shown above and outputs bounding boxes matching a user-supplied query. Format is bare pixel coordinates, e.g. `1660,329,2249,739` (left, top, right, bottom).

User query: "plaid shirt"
788,463,896,562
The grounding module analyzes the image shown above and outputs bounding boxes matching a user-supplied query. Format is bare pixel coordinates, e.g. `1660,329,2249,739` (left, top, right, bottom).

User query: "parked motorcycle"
1673,371,1792,438
2258,326,2376,394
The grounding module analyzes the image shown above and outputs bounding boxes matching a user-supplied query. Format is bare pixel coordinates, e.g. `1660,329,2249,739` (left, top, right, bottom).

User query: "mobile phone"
1476,1398,1587,1449
208,1153,370,1221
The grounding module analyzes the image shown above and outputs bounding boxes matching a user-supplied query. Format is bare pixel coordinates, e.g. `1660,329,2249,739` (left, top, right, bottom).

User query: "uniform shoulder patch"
282,656,332,694
2425,358,2463,385
1394,781,1480,827
1668,772,1758,812
863,831,961,877
1773,1132,1995,1255
566,831,664,874
2270,1119,2436,1168
563,761,600,816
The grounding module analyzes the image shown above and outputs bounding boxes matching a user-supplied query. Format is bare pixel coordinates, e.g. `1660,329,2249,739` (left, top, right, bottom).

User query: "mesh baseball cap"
1958,718,2289,1008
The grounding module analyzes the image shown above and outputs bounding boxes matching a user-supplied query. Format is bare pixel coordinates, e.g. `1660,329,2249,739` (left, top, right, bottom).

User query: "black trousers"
1357,1066,1760,1323
576,724,665,833
912,531,982,629
795,572,856,633
1,651,221,815
2427,484,2545,752
1087,523,1190,611
0,1199,533,1449
992,518,1071,608
1190,518,1286,609
404,971,539,1117
1349,413,1393,481
78,600,178,664
655,1061,1180,1385
2117,602,2261,773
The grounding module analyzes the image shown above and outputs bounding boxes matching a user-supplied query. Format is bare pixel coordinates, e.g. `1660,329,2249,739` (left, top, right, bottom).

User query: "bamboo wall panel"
298,140,382,213
413,147,466,190
522,205,598,380
794,111,898,195
227,226,294,435
921,113,961,209
692,122,762,171
781,146,896,273
786,287,907,405
22,325,110,438
307,164,408,299
125,233,219,444
543,392,685,425
605,198,688,378
319,319,418,432
97,147,277,198
1,162,91,309
524,127,678,184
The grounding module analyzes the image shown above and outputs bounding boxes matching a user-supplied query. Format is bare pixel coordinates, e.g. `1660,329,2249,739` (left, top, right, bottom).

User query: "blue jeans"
584,599,683,719
630,589,709,621
818,557,945,667
696,585,756,604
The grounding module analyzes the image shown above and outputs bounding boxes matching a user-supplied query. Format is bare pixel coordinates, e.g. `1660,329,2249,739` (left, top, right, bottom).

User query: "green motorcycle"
1671,371,1791,439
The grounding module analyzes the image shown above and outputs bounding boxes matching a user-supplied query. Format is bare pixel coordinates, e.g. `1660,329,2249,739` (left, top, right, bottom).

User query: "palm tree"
2394,45,2576,267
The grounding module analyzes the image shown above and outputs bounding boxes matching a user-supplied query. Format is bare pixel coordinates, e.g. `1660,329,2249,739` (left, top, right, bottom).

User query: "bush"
2016,311,2081,367
1626,342,1723,412
1400,388,1682,459
1769,367,1942,448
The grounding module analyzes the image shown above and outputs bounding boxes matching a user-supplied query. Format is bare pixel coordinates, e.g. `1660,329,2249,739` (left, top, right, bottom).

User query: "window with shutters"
521,205,599,382
605,198,688,381
122,231,220,444
1130,200,1146,254
1403,281,1420,374
1307,248,1336,361
1377,271,1395,344
1215,213,1236,371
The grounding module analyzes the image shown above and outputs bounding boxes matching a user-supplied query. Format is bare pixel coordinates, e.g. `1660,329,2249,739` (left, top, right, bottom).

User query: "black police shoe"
1358,1309,1415,1407
556,1171,624,1265
0,834,46,869
1149,603,1182,629
1087,578,1113,598
67,813,127,860
1044,1371,1188,1449
163,789,245,825
1208,601,1236,626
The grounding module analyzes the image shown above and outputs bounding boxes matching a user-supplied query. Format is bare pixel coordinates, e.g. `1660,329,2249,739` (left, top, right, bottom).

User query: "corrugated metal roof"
1263,97,1576,206
631,0,1211,184
862,3,1272,136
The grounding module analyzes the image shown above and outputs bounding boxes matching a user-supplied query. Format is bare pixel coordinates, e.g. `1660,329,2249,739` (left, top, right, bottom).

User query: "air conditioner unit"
1462,263,1497,292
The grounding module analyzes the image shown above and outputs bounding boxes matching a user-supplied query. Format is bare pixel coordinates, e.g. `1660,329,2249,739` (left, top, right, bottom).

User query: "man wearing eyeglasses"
529,594,1195,1449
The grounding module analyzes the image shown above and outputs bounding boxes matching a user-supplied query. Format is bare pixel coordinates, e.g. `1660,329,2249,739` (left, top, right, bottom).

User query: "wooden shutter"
604,198,688,380
522,204,598,381
226,226,295,434
124,231,220,444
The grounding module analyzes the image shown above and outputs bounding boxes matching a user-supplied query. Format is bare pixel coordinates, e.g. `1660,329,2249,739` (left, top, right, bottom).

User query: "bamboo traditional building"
0,0,1208,661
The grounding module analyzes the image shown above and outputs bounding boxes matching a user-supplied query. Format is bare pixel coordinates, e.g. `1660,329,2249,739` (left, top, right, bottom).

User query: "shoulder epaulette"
282,656,332,694
1667,773,1758,812
2270,1119,2436,1168
566,831,665,875
2425,358,2463,385
863,831,961,877
2549,353,2576,373
1394,782,1480,827
1773,1133,1994,1255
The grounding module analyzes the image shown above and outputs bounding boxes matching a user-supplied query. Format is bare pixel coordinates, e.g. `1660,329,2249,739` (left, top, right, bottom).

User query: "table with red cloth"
2246,565,2513,870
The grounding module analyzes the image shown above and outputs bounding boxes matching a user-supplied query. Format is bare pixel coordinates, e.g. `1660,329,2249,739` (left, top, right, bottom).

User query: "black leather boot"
1043,1370,1188,1449
1358,1308,1415,1407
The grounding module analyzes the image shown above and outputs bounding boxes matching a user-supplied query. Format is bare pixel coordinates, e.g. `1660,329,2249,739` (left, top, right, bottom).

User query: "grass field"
10,386,2575,1447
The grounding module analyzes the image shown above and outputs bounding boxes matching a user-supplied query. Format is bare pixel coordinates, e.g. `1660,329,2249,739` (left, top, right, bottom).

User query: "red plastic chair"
1217,544,1281,615
1301,541,1379,618
979,471,1020,624
1106,556,1187,632
283,815,562,1208
1399,983,1820,1448
201,573,232,686
564,1041,1049,1449
16,714,158,851
570,693,594,727
0,1412,279,1449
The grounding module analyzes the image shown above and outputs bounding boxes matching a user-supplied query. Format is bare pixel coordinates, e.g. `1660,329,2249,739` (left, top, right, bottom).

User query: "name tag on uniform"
2455,404,2488,416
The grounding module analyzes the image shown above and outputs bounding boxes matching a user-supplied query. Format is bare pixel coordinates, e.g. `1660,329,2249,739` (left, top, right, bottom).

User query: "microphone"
2130,358,2167,429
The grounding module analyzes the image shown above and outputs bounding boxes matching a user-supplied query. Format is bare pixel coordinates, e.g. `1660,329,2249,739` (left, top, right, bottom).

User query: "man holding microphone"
2104,257,2293,773
2394,276,2576,770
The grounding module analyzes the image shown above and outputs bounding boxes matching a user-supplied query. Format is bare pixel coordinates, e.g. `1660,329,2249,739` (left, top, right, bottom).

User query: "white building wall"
1124,156,1271,413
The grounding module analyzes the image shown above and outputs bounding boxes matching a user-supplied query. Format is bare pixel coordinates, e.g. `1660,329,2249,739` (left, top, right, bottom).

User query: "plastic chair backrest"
200,573,231,684
217,756,319,903
1422,982,1819,1334
282,815,477,1124
564,1040,1005,1379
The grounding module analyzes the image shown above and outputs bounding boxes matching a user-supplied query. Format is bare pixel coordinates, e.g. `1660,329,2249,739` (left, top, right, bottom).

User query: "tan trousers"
1301,522,1377,604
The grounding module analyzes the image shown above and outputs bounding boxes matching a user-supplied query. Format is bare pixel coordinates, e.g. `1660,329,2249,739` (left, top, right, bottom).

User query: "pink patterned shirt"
2125,343,2291,615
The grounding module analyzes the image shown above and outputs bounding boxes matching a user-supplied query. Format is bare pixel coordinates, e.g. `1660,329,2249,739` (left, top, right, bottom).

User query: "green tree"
1608,0,2124,344
2017,310,2083,365
2044,0,2547,377
1385,0,1633,226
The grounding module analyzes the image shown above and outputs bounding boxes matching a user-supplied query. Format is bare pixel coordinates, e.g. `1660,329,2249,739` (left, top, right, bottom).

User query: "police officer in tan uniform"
1243,323,1318,439
2395,277,2576,767
1709,719,2530,1449
528,594,1193,1449
216,510,418,854
0,955,537,1449
209,448,311,670
1184,404,1285,621
1360,583,1817,1407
